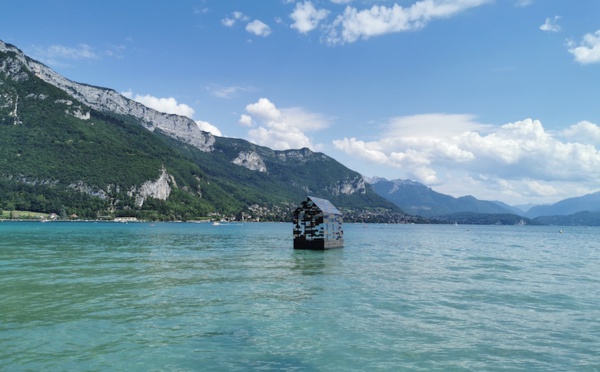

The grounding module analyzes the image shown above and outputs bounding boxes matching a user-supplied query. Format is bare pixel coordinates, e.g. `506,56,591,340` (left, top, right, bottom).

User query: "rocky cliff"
0,40,214,152
232,151,267,172
327,175,367,195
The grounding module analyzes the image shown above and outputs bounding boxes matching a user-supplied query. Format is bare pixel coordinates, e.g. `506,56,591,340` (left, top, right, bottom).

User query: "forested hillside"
0,40,400,221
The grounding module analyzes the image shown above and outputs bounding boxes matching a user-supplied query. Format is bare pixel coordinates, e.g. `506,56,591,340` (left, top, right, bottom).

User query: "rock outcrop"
277,147,327,162
327,175,367,196
131,167,173,207
232,151,267,172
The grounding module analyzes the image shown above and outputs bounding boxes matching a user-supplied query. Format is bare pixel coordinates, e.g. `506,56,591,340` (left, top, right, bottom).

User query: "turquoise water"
1,222,599,371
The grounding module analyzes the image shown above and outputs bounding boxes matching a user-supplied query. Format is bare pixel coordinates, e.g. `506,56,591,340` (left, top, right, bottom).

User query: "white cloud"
246,20,272,37
47,43,97,59
333,137,391,164
384,113,491,138
540,16,560,33
524,180,557,197
222,11,248,27
245,98,282,122
222,18,236,27
280,107,329,131
196,120,222,136
323,0,492,44
32,42,130,66
239,114,253,126
32,43,99,66
123,92,195,118
122,90,223,136
208,85,253,99
240,98,327,150
290,1,330,33
247,126,313,150
568,30,600,65
561,121,600,145
334,116,600,203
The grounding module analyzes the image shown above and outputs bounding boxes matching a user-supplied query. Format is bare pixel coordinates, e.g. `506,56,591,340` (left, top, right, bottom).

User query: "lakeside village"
0,203,427,224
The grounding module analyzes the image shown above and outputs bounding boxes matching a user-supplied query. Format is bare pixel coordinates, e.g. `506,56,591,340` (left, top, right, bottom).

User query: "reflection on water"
290,248,344,276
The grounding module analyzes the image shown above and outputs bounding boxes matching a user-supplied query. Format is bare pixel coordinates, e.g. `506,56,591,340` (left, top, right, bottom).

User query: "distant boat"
212,222,221,226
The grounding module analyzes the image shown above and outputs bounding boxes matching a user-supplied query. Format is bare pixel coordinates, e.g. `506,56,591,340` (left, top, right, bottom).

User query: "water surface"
1,222,599,371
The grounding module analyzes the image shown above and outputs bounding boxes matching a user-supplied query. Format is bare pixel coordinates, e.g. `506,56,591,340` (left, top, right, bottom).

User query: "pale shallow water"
1,222,599,371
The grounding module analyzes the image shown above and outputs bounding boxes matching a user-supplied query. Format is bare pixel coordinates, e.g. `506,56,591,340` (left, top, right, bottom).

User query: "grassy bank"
1,210,49,220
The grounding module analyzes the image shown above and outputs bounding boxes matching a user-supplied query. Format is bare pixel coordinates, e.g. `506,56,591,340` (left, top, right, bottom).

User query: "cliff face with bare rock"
1,40,215,152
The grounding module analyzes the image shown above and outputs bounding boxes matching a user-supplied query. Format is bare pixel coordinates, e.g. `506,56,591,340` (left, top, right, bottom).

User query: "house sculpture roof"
307,196,342,215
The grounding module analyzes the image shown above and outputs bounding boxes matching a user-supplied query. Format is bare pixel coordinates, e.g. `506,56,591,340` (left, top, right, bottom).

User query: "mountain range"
367,177,515,217
367,177,600,225
3,38,600,225
524,192,600,218
0,39,399,221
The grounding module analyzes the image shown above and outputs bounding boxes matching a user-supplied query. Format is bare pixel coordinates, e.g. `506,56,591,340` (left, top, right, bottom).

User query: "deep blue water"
1,222,599,371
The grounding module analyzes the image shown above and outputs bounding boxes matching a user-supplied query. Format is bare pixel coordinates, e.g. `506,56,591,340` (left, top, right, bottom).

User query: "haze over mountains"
367,177,600,225
367,177,515,217
524,192,600,219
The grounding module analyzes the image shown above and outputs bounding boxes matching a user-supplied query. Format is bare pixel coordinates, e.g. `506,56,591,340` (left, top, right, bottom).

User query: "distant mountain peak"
525,190,600,218
391,179,422,186
369,176,517,217
365,176,421,186
364,176,386,184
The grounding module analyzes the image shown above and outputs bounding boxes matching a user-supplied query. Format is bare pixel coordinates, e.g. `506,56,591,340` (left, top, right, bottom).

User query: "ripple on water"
2,222,600,371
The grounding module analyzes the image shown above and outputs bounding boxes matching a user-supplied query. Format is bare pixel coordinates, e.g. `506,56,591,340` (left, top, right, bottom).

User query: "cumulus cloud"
239,114,253,126
122,91,195,118
290,1,330,33
540,16,560,33
246,20,272,37
334,115,600,203
246,98,282,122
333,137,391,164
122,90,222,136
322,0,492,44
568,30,600,65
196,120,222,136
240,98,327,150
561,121,600,145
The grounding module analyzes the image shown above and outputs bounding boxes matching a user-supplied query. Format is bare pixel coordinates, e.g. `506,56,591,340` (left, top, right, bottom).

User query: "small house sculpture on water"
293,196,344,249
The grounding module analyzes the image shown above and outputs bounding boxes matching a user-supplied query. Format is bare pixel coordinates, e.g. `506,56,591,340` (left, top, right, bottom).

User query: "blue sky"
2,0,600,205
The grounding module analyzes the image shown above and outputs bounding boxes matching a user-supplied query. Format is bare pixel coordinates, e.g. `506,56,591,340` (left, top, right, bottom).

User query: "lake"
1,222,599,371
